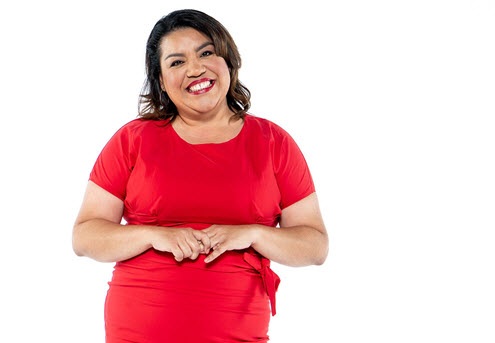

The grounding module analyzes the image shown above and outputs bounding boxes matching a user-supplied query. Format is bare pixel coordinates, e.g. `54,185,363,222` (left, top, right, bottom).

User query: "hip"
105,251,272,342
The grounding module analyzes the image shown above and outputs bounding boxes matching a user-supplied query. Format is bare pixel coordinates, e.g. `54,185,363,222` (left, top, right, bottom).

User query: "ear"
159,74,165,91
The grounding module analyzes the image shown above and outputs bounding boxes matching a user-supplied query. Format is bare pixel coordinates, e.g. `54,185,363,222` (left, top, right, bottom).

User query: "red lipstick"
186,78,215,95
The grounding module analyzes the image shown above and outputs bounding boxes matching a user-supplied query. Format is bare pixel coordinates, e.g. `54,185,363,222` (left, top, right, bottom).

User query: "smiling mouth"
187,80,214,93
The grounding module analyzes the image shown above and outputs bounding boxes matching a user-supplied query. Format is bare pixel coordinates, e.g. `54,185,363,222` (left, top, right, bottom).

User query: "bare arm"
203,192,329,267
72,181,155,262
72,181,211,263
251,192,328,267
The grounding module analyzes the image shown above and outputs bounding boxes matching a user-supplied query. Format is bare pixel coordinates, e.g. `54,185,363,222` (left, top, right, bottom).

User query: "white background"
1,0,494,342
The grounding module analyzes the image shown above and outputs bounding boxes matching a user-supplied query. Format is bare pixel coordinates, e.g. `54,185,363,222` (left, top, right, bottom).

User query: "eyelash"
170,60,183,67
170,50,214,67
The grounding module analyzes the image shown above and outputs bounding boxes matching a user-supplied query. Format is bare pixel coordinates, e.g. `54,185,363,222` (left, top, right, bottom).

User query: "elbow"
72,244,84,257
72,224,85,257
314,233,329,266
314,252,328,266
313,250,328,265
72,238,83,257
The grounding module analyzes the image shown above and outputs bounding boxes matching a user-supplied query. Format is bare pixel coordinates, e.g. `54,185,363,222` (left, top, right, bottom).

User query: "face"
159,28,231,117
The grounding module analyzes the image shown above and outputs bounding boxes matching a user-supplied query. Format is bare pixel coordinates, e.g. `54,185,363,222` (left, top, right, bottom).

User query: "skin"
159,28,232,124
73,28,329,267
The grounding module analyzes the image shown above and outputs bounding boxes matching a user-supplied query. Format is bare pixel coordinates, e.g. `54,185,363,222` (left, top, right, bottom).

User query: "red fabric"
89,113,315,342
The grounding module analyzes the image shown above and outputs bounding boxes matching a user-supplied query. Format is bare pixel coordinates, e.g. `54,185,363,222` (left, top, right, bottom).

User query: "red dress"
89,113,315,342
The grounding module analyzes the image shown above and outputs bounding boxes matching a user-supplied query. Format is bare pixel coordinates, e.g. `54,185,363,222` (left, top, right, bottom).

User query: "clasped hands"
150,224,258,263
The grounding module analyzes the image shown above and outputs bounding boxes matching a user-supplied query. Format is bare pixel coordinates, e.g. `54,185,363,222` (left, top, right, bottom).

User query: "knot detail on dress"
243,251,281,316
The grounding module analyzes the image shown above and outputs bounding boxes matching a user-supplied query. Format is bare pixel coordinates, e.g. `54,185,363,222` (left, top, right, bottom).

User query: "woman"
73,9,328,343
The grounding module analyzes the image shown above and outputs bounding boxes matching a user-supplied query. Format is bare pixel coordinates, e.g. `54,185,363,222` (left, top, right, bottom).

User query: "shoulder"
113,118,171,139
245,113,291,142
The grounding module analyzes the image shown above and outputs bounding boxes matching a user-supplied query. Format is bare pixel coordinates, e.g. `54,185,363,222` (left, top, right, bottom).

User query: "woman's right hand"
149,227,212,262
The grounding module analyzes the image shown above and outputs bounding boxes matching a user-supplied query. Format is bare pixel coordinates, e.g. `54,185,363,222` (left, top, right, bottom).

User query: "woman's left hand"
201,224,258,263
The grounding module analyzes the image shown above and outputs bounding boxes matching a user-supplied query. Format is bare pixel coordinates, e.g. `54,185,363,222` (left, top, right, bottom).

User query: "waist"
112,248,281,315
118,247,261,271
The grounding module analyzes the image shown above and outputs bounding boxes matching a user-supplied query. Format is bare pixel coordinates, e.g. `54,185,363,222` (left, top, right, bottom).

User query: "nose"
187,57,206,78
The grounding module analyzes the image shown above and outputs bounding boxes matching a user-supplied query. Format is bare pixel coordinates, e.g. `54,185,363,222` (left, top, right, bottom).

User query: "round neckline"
169,114,249,146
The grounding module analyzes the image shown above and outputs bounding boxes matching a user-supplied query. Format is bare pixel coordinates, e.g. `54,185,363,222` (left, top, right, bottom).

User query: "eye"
201,50,213,57
170,60,183,67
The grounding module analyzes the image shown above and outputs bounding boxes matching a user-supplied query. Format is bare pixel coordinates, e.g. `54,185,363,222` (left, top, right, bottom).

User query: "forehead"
160,27,212,53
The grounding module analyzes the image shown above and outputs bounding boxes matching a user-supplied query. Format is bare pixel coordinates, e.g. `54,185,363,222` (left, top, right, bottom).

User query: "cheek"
211,58,231,81
221,65,231,81
218,67,231,87
162,73,182,94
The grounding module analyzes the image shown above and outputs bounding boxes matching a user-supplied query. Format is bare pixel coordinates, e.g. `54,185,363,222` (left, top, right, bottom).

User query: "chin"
189,102,224,114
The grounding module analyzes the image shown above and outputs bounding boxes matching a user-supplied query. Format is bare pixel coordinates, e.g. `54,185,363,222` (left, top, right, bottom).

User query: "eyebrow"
164,42,214,60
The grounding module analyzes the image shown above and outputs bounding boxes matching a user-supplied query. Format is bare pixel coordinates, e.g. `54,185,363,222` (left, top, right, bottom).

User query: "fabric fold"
243,251,281,316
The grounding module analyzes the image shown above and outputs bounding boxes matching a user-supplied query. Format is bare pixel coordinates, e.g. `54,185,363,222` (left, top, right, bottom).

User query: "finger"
178,241,193,259
188,240,201,260
208,231,224,247
192,230,212,252
204,244,227,263
186,234,202,249
171,247,184,262
197,241,206,254
200,234,211,253
210,238,222,250
190,249,200,260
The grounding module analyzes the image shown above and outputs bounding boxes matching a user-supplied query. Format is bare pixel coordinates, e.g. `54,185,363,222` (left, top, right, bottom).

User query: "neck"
175,106,238,129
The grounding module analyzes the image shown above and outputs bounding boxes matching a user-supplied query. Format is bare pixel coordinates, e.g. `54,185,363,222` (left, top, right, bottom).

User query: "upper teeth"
189,81,211,92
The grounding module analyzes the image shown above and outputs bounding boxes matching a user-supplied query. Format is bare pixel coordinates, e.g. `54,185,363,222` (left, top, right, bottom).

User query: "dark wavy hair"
138,9,251,123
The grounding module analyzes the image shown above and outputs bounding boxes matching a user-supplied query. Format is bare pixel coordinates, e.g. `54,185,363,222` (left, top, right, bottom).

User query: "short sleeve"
89,124,134,201
273,127,316,210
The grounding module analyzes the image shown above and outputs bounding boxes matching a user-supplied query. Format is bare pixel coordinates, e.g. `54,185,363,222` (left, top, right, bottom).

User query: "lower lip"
186,81,215,95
